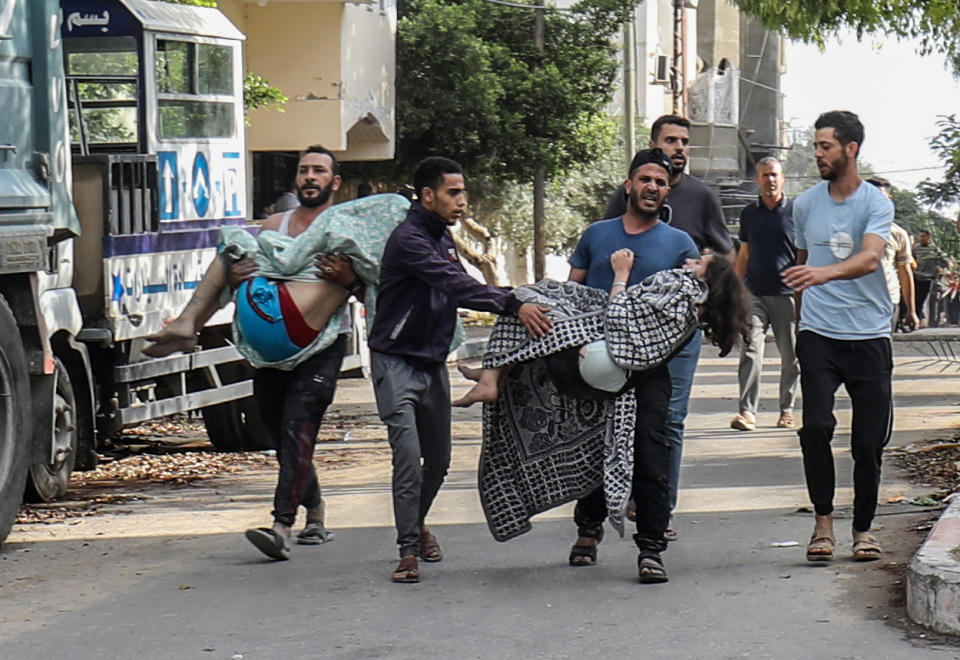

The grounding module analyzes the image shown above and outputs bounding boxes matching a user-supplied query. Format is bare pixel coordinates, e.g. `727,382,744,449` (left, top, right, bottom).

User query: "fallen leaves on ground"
890,436,960,502
16,412,390,526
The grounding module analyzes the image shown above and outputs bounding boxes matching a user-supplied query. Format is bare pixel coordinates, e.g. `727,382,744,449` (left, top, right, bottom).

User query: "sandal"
245,527,290,561
418,530,443,562
296,521,334,545
392,555,420,583
806,533,834,562
638,553,669,583
568,540,598,567
852,534,882,562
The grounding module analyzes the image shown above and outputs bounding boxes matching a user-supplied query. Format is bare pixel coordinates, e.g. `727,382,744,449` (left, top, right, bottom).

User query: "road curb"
907,495,960,634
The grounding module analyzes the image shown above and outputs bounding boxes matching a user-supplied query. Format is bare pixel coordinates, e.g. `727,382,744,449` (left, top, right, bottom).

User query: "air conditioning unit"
653,54,670,84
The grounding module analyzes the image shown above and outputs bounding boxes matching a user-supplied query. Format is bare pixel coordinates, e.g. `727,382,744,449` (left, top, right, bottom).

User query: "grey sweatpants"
737,294,799,416
370,351,452,557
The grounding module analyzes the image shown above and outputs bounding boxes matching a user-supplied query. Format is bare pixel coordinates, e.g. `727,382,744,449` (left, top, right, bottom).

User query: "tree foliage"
918,114,960,208
395,0,632,182
468,117,630,256
731,0,960,74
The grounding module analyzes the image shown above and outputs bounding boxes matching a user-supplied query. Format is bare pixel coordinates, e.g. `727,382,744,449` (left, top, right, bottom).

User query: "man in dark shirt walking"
731,156,799,431
368,157,551,583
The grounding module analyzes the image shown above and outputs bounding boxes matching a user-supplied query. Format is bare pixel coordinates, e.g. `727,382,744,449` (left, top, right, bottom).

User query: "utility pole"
671,0,683,114
622,14,636,167
533,1,546,281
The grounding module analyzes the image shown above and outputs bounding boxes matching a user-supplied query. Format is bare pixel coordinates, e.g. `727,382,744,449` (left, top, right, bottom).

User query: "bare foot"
143,319,199,357
451,381,499,407
457,363,483,381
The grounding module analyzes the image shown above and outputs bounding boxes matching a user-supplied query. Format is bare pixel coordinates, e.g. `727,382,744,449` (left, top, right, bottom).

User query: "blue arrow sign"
191,152,210,218
158,152,179,220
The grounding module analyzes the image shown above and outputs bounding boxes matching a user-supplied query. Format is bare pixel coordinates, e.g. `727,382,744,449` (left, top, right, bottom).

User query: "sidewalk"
901,327,960,634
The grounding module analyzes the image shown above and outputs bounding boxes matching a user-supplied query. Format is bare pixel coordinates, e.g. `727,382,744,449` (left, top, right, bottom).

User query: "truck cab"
0,0,268,545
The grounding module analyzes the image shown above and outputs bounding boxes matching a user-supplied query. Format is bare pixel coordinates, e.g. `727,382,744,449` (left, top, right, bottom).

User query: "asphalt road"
3,345,960,659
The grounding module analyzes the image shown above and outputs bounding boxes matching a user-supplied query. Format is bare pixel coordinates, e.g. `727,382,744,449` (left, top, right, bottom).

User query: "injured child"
467,249,750,543
454,250,748,407
144,193,411,369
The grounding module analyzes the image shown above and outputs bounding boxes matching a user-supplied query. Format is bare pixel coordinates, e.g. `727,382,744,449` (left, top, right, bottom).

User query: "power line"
475,0,573,11
786,166,944,180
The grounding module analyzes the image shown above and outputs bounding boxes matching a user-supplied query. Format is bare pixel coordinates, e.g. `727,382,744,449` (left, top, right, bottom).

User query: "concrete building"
620,0,786,219
217,0,397,215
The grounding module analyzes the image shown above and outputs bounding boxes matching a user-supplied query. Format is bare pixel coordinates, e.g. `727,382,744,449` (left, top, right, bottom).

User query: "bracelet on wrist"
612,281,628,289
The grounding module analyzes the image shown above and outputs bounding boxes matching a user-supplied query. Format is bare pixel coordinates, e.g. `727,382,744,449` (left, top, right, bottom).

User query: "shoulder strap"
277,209,295,236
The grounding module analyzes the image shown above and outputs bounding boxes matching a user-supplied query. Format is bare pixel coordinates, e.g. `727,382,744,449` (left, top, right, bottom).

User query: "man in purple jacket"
368,156,551,584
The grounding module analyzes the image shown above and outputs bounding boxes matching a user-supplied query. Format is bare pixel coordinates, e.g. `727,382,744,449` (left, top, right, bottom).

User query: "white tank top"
277,209,295,236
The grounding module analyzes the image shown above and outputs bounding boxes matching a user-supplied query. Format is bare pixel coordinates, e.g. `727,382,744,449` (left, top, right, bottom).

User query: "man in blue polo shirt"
566,148,698,583
731,156,799,431
782,111,893,564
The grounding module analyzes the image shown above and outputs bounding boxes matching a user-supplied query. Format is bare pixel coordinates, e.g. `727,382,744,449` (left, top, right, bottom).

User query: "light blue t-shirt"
569,218,698,291
793,180,894,339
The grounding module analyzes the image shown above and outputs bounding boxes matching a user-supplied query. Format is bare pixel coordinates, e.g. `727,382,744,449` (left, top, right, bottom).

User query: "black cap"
628,148,672,178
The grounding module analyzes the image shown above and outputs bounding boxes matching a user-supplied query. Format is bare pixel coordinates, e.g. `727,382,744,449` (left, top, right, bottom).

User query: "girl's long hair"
700,256,751,357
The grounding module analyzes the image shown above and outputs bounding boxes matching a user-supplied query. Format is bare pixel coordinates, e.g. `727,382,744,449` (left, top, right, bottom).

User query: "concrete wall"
338,3,396,160
696,0,741,71
218,0,395,160
738,16,783,176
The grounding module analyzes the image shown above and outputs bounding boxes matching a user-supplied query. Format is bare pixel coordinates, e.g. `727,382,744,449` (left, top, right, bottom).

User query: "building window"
156,39,236,139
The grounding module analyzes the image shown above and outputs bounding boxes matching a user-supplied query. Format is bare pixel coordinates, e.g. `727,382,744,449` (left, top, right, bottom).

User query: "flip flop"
853,534,882,562
806,533,834,562
245,527,290,560
297,521,334,545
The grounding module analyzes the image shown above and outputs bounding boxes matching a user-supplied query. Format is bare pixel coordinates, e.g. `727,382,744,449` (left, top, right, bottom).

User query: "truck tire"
0,297,32,544
25,359,77,502
201,396,274,452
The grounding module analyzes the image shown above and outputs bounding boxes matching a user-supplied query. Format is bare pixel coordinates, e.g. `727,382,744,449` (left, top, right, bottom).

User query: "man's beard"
818,153,848,181
628,188,662,217
297,180,335,207
669,155,686,176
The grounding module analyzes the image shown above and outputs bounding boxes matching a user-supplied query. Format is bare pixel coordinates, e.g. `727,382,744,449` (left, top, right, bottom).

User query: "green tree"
891,187,960,259
730,1,960,74
732,1,960,209
395,0,632,181
917,114,960,208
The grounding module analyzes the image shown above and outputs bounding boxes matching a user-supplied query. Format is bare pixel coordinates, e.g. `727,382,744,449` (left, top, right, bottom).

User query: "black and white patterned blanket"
478,271,704,542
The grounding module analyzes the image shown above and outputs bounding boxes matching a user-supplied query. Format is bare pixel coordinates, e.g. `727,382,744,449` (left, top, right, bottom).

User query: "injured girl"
143,193,411,369
453,249,749,407
466,248,750,546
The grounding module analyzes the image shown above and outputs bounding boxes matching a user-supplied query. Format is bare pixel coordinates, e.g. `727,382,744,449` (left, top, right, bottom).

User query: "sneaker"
776,412,796,429
730,413,756,431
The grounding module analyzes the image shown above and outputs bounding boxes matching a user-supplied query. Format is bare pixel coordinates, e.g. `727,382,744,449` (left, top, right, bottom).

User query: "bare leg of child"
144,258,228,357
283,280,350,330
452,366,508,407
457,363,483,382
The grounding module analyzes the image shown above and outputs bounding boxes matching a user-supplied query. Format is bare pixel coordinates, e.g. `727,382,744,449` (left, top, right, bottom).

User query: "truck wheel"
25,359,77,502
201,397,274,452
0,297,32,544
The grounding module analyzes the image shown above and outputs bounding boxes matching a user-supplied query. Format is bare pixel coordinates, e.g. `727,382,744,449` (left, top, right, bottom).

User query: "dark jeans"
370,351,452,558
254,336,346,527
796,331,892,532
574,363,672,554
915,278,931,321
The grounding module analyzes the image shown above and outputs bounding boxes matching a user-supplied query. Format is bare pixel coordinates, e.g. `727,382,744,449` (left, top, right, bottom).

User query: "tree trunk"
452,231,500,286
505,240,529,287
